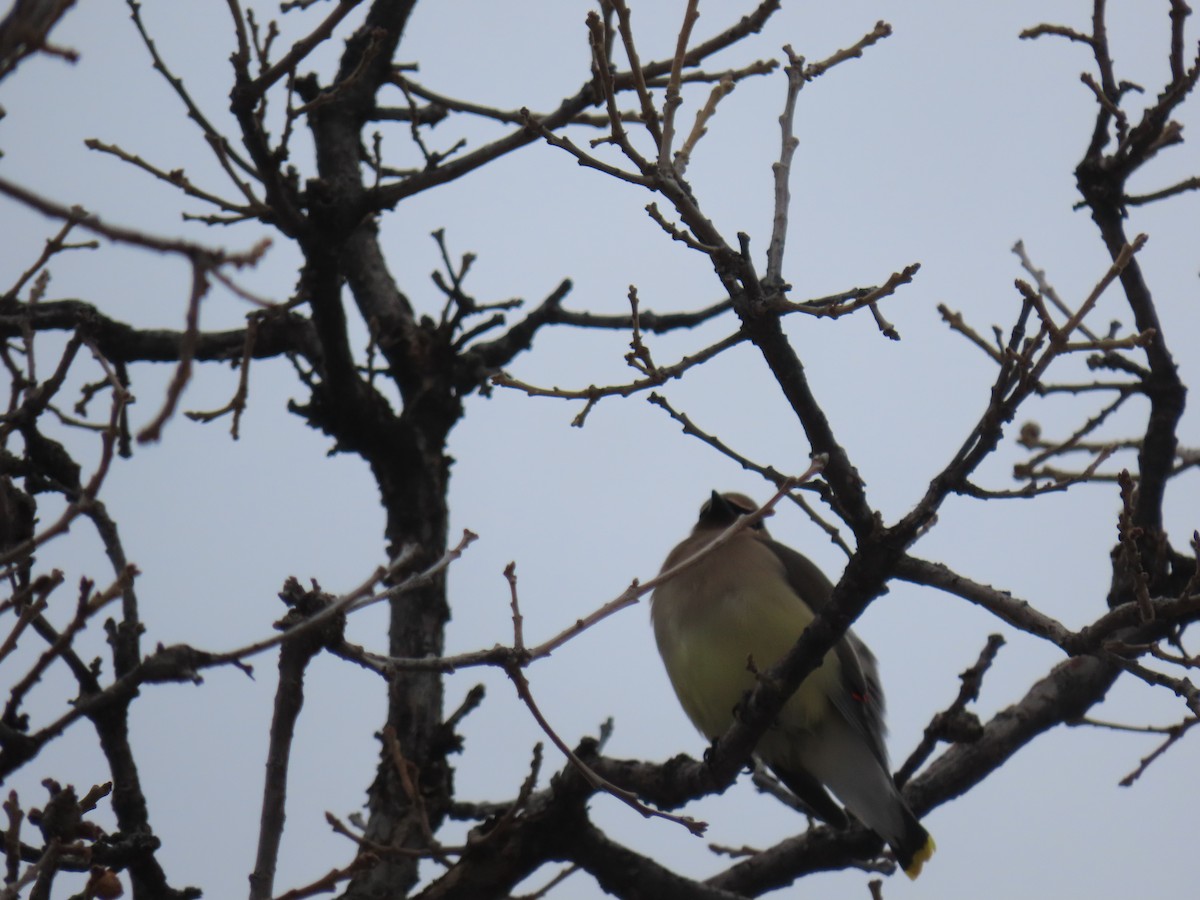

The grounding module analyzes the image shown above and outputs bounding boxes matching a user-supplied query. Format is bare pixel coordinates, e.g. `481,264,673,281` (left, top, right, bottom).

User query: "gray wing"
764,537,890,766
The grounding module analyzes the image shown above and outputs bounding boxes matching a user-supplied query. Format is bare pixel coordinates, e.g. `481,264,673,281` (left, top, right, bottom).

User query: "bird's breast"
651,547,839,742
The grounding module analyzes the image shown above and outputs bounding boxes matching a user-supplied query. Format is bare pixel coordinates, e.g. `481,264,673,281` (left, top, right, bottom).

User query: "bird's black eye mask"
698,491,765,529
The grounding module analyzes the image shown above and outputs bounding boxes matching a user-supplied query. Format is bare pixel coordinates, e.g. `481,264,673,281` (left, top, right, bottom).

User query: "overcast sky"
2,1,1198,898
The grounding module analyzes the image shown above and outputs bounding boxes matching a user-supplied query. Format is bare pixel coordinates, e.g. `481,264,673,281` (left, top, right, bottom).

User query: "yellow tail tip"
903,834,937,880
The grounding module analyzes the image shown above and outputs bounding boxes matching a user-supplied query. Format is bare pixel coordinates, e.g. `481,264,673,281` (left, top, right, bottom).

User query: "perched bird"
650,491,935,878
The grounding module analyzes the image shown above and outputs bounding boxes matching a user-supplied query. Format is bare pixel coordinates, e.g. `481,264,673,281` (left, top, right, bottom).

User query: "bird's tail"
893,812,936,880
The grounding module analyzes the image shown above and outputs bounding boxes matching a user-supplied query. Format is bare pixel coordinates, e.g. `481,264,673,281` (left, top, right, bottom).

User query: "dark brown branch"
1070,3,1193,559
0,300,318,367
708,653,1122,895
896,556,1072,647
248,582,336,900
735,308,873,532
0,0,79,80
570,818,748,900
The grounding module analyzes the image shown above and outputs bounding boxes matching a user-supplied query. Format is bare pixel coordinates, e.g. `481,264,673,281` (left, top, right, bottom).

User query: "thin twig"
937,304,1004,363
207,531,475,666
895,635,1005,785
608,0,663,149
525,470,818,662
765,45,804,285
1013,239,1101,342
673,74,735,176
505,659,705,834
492,329,746,426
657,0,700,169
184,315,258,438
647,392,852,555
0,384,128,568
1116,470,1155,622
1118,716,1200,787
360,470,823,676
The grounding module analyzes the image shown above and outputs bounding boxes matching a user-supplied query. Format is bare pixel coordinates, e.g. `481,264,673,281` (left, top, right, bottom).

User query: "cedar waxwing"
651,491,935,878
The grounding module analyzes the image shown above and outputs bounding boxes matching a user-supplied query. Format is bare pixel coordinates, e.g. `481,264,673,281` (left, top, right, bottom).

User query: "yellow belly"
652,548,840,741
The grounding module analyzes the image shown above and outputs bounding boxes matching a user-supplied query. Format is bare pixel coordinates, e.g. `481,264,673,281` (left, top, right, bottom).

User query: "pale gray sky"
2,1,1198,898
